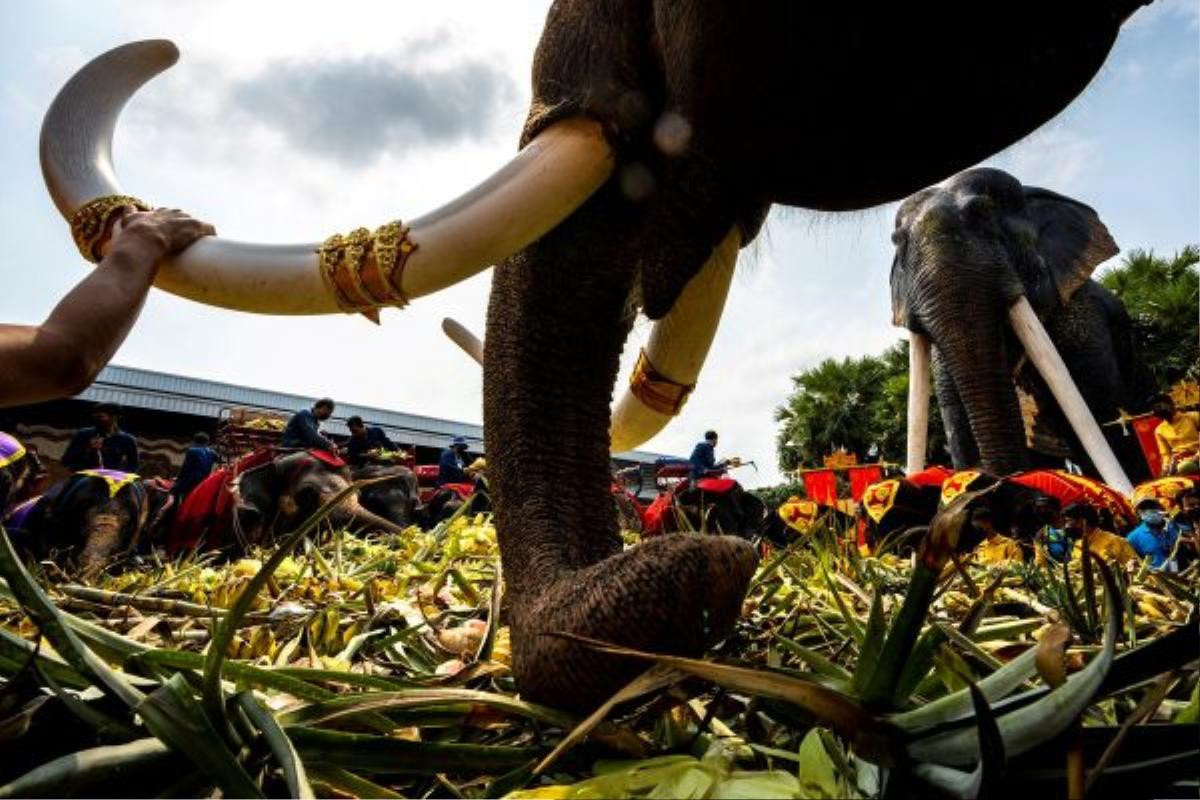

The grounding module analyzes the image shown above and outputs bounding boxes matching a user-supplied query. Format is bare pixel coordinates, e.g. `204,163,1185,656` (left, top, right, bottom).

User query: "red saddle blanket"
166,448,275,554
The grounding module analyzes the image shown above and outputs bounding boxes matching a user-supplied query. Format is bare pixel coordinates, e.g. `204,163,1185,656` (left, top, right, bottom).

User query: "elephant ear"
1023,186,1118,307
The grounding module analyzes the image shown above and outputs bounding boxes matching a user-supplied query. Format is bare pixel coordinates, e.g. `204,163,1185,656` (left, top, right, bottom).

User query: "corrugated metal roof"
76,365,671,463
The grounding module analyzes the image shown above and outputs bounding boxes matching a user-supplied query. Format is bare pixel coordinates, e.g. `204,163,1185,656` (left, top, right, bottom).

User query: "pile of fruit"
0,504,1196,798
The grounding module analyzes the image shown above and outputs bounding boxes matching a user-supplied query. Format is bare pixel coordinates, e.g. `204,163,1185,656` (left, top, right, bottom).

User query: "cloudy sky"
1,1,1197,487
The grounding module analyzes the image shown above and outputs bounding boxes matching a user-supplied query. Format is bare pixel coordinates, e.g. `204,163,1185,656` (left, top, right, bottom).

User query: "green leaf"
851,591,886,695
136,673,262,798
0,738,181,799
236,691,314,800
797,728,848,799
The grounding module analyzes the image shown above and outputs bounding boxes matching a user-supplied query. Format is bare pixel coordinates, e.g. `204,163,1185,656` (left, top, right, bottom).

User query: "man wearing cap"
437,437,471,487
1126,498,1181,571
61,402,139,472
281,398,338,454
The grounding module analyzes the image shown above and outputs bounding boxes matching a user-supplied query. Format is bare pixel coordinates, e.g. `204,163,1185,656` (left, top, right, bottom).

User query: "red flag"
803,469,838,506
848,465,883,502
1130,414,1163,477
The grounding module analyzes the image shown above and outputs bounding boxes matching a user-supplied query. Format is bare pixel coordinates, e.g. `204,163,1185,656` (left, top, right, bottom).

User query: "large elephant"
890,168,1156,485
4,470,172,576
40,4,1145,710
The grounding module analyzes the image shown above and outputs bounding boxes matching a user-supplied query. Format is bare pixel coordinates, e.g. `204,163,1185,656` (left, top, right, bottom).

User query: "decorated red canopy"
906,465,954,488
1007,470,1135,528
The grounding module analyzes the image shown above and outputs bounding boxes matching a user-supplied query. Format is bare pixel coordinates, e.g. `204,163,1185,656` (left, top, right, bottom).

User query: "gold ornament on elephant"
317,220,417,323
69,194,152,262
628,349,694,416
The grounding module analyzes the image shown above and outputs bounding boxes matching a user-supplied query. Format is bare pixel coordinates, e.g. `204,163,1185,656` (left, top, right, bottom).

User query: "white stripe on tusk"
906,331,932,475
609,228,741,453
41,40,613,315
1007,297,1132,494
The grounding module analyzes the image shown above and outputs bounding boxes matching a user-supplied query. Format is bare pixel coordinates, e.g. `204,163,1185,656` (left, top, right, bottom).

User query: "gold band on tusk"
629,349,695,416
69,195,152,262
318,220,417,322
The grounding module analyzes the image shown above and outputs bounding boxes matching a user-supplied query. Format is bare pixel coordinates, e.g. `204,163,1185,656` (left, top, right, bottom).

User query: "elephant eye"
891,228,907,246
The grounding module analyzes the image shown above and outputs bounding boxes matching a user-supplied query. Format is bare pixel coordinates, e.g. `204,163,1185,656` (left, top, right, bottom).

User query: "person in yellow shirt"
970,506,1024,565
1150,395,1199,477
1062,502,1138,567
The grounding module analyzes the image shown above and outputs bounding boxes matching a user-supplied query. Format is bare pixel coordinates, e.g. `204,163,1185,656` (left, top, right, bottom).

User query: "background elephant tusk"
609,228,741,453
40,40,614,316
1007,297,1132,494
442,318,484,366
906,330,932,475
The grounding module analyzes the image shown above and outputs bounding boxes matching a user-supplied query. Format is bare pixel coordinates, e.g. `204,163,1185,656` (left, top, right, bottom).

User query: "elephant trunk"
77,510,126,577
924,311,1030,476
332,494,410,537
484,190,757,711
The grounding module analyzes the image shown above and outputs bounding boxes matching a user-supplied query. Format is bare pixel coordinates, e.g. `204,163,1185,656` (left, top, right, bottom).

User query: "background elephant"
352,464,423,530
42,4,1146,711
232,452,407,548
4,470,171,575
890,168,1156,484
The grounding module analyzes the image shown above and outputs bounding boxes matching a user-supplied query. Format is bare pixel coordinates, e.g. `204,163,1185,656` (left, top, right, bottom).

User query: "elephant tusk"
442,317,484,366
609,227,741,453
905,330,932,475
40,40,614,316
1007,297,1132,494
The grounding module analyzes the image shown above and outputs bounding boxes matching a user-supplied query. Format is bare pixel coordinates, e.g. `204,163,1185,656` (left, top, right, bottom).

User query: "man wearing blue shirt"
173,432,219,501
438,437,470,486
61,403,139,472
281,398,338,453
1126,498,1180,570
689,430,727,482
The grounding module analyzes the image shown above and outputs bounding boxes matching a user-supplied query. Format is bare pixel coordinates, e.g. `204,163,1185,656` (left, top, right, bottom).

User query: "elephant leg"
932,346,979,469
484,187,757,711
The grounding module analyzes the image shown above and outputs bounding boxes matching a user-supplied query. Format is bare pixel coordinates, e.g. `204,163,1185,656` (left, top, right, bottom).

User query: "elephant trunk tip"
512,534,758,712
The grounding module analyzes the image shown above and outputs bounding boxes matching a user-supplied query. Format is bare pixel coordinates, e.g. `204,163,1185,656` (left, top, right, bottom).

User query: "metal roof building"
74,364,669,464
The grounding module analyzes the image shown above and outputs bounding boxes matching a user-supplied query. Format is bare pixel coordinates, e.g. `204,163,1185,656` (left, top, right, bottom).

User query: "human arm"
0,210,214,408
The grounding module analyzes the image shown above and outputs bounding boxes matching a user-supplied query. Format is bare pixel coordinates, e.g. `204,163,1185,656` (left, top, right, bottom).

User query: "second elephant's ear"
1023,187,1118,306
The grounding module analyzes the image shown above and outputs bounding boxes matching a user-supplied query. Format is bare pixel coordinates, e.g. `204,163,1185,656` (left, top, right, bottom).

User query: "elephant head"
40,4,1146,709
351,464,422,530
890,168,1132,491
265,452,409,539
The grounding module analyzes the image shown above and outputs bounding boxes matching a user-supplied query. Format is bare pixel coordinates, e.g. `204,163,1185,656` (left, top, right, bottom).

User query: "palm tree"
1099,246,1199,387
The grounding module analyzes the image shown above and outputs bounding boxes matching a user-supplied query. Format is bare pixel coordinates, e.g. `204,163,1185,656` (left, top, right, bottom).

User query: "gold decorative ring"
69,195,152,262
629,349,695,416
317,220,417,322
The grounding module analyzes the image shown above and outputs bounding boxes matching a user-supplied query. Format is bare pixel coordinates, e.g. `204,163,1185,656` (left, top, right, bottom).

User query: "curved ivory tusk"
1008,297,1132,494
906,331,932,475
442,317,484,365
40,40,614,315
609,228,741,453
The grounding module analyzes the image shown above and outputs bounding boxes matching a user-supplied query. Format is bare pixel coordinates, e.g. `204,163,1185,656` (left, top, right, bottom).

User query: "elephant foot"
511,534,758,712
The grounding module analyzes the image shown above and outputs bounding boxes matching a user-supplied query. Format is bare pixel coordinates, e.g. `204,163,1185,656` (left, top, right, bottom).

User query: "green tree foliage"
774,341,945,472
1099,246,1199,387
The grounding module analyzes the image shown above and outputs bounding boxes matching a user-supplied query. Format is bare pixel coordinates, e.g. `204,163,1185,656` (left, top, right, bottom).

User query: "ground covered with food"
1,506,1196,798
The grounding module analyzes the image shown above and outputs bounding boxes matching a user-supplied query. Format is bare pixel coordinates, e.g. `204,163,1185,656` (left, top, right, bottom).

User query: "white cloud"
988,125,1102,194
